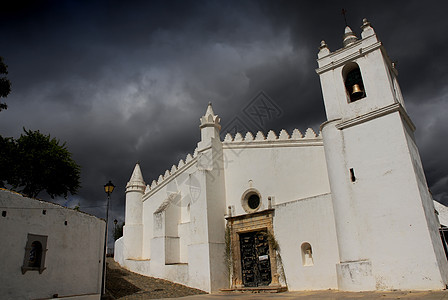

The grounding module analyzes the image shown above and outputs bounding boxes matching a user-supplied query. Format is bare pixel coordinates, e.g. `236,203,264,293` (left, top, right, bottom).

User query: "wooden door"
239,230,272,287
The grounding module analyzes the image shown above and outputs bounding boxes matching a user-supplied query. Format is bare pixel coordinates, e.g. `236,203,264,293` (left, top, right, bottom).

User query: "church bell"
351,83,364,98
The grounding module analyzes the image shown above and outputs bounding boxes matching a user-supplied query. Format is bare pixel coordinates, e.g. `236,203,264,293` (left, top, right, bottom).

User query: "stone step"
220,286,287,293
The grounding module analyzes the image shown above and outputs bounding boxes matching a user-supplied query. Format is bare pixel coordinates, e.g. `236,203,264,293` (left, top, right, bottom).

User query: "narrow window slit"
350,168,356,182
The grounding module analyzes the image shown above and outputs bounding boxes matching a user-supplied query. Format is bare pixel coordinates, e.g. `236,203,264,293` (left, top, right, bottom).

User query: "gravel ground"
104,258,207,299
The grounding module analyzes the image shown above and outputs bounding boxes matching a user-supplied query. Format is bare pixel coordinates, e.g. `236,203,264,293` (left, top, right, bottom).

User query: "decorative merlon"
256,131,265,140
178,159,185,168
279,129,290,140
245,132,254,141
234,132,243,141
267,130,277,140
292,129,303,139
304,128,317,138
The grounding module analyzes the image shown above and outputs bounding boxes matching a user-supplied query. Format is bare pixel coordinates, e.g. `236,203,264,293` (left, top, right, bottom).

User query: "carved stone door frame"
226,209,280,288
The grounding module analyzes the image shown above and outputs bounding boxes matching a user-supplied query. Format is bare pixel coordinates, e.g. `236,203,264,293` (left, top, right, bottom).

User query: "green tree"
0,57,12,111
0,136,18,188
0,128,81,198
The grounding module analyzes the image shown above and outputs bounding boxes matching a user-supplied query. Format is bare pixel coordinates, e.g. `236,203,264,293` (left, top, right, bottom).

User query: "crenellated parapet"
144,127,321,197
143,149,199,198
223,128,321,144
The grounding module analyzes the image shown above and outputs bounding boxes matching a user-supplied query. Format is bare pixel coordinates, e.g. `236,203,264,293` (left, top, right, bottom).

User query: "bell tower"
318,19,408,123
317,19,448,291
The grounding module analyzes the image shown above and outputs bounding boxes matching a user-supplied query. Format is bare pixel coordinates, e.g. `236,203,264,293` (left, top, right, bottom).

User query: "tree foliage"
0,56,11,111
0,128,81,198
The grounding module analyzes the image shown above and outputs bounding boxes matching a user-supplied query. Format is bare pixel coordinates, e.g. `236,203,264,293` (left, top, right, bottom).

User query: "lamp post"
101,180,115,298
113,219,118,241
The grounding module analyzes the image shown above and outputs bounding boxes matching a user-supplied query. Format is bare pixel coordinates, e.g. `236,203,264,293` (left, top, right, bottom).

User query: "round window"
241,189,262,213
247,194,260,210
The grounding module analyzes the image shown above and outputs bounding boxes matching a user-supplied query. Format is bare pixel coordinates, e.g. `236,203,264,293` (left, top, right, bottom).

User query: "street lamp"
104,180,115,196
101,180,115,297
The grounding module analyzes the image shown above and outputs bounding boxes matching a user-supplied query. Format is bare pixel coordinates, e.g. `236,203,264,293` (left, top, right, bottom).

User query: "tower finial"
340,8,357,47
204,102,215,118
319,40,328,50
361,18,371,29
200,102,221,129
341,8,348,27
318,40,330,58
360,18,376,38
342,26,358,47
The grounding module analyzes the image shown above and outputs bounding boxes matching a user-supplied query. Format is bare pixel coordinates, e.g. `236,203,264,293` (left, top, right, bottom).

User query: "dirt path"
104,258,207,299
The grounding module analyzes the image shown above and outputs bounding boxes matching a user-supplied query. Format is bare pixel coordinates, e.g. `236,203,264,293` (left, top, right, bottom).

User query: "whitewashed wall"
0,189,105,300
223,133,331,216
116,161,204,289
115,128,337,292
274,193,339,290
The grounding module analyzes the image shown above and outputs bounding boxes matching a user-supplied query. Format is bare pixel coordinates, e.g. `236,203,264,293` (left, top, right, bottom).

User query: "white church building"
114,19,448,292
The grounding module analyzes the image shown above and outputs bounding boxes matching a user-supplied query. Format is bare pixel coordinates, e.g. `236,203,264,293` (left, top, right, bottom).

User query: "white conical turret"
126,163,145,194
123,163,145,259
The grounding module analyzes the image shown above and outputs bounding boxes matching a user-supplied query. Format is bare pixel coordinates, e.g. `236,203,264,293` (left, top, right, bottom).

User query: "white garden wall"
0,189,105,300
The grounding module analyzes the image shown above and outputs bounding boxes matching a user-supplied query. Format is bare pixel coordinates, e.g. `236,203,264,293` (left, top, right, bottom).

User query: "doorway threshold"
220,286,287,293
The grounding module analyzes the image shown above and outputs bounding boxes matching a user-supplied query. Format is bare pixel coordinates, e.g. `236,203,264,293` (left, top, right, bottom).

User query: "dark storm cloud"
1,0,448,246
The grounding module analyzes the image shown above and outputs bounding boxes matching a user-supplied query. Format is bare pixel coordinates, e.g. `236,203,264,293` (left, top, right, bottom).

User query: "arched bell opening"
343,62,366,102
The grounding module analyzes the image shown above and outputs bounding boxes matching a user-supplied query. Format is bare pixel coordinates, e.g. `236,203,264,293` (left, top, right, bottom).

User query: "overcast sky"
1,1,448,237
